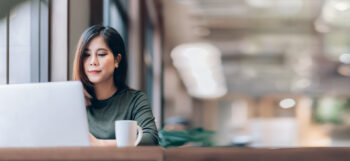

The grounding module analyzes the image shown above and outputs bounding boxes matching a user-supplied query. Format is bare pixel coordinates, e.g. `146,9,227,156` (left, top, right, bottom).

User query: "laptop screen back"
0,81,90,147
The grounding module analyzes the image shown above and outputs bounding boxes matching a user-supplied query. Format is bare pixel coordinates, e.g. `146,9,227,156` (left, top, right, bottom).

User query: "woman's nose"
89,55,98,66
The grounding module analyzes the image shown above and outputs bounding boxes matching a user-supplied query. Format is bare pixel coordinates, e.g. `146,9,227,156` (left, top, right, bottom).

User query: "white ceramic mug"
115,120,143,147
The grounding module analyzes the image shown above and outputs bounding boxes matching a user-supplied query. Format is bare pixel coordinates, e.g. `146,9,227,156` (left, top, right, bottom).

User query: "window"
0,17,7,84
144,18,154,106
9,1,32,83
0,0,48,84
104,0,128,42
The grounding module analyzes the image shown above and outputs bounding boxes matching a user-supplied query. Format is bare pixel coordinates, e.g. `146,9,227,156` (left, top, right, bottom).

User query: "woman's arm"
89,133,117,146
132,92,159,145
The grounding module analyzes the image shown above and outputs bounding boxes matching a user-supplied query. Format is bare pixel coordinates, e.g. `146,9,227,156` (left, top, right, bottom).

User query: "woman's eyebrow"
96,48,108,51
83,48,108,52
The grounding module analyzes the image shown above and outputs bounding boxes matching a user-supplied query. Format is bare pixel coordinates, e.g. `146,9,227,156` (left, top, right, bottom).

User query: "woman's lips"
88,70,101,74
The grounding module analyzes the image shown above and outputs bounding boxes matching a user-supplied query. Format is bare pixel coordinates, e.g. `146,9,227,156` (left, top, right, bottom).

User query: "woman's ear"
115,54,122,68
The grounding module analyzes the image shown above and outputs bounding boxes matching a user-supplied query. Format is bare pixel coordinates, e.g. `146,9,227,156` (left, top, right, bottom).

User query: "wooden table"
0,147,163,161
164,147,350,161
2,146,350,161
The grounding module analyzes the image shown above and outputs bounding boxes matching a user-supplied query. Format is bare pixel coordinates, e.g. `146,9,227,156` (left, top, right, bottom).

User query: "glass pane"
0,17,6,84
110,2,127,42
9,1,31,84
118,0,128,11
145,20,153,106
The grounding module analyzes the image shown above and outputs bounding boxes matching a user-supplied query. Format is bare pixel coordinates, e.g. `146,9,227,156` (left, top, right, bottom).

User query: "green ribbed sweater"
86,88,159,145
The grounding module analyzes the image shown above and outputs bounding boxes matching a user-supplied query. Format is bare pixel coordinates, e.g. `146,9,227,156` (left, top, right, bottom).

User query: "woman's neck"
94,80,117,100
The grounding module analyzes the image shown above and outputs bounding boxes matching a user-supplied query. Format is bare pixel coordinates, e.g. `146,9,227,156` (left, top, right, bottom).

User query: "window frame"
31,0,49,82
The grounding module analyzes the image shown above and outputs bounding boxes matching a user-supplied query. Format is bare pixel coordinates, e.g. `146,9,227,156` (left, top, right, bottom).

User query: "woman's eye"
98,53,107,56
83,53,91,57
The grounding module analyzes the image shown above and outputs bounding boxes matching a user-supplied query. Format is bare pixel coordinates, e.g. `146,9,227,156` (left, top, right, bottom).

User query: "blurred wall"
68,0,90,80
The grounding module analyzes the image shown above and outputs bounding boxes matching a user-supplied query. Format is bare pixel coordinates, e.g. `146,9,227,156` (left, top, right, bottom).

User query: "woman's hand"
89,133,117,147
89,133,104,146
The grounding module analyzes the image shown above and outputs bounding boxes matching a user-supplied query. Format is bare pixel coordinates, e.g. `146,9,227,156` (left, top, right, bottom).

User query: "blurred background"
1,0,350,147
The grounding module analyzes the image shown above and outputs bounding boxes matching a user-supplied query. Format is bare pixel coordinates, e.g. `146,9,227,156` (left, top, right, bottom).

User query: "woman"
73,25,159,146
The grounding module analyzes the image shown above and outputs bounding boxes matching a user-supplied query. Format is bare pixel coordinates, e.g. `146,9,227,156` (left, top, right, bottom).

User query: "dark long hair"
73,25,128,103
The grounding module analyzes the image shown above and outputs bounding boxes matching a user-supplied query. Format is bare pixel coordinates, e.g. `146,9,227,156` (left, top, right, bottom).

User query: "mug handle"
134,125,143,146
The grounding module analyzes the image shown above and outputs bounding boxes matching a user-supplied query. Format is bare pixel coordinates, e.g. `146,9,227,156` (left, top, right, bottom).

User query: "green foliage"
158,127,215,148
315,97,349,124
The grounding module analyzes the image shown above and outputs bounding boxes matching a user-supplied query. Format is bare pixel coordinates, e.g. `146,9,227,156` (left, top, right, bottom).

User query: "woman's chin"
88,78,101,84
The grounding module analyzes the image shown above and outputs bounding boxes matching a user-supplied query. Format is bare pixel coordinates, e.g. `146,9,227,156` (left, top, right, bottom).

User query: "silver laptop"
0,81,90,147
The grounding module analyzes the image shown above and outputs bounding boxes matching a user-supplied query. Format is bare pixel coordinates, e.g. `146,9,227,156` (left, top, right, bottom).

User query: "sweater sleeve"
132,92,159,145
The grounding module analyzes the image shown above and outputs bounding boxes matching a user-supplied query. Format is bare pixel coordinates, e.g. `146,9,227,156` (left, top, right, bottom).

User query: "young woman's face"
83,36,119,85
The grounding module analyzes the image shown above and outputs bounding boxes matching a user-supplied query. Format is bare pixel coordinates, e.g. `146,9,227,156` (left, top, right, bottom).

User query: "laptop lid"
0,81,90,147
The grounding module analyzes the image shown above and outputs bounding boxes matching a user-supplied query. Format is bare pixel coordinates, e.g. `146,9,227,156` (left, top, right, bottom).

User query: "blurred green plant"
315,97,349,124
158,127,215,148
